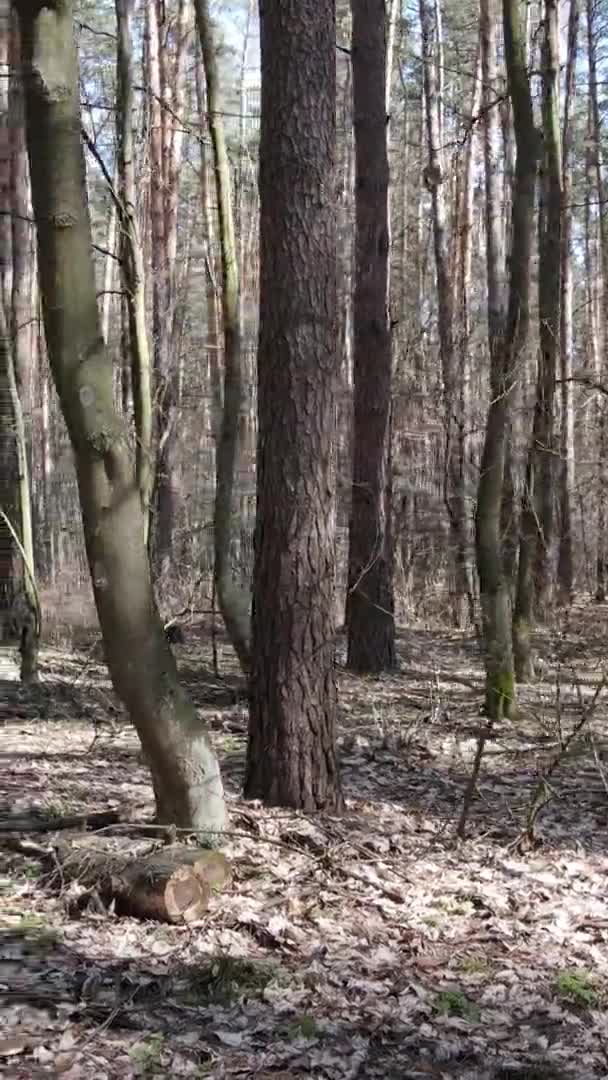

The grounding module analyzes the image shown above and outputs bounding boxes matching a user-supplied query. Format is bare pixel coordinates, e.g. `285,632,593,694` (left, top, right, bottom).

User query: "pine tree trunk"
346,0,396,674
245,0,342,811
17,0,225,840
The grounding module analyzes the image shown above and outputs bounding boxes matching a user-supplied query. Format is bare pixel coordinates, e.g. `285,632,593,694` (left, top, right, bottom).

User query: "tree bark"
346,0,396,674
513,0,561,679
0,17,39,680
476,0,539,718
16,0,226,840
195,0,251,674
245,0,342,811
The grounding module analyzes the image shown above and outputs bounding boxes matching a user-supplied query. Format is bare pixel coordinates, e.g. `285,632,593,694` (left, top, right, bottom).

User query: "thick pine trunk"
346,0,396,674
17,0,225,840
245,0,342,811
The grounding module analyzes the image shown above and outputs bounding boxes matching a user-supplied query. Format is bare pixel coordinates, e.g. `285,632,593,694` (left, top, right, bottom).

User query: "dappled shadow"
1,923,598,1078
3,616,608,1076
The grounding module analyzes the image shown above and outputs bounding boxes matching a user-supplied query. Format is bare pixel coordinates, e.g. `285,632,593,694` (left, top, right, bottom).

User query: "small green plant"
22,862,42,880
184,956,279,1005
458,955,493,976
421,914,440,927
12,913,59,948
555,969,598,1008
284,1014,318,1040
129,1033,165,1074
434,989,481,1022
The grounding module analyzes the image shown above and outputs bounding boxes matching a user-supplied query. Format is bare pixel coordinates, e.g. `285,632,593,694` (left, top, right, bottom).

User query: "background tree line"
1,0,607,834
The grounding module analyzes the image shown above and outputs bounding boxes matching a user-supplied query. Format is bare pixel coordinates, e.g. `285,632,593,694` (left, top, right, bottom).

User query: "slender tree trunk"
115,0,153,544
245,0,342,811
557,0,578,603
587,0,608,602
513,0,561,678
476,0,538,718
17,0,225,838
195,0,251,673
420,0,473,625
346,0,396,673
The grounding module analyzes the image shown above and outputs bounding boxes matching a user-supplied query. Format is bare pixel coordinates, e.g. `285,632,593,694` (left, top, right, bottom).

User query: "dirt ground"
2,606,608,1079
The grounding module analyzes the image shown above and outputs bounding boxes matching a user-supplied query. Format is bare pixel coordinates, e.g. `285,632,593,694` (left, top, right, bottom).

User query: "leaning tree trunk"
195,0,251,674
245,0,342,811
513,0,561,679
346,0,396,674
557,0,578,604
16,0,225,839
476,0,538,718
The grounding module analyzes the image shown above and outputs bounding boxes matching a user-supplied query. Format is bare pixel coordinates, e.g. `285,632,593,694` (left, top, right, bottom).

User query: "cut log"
51,843,231,924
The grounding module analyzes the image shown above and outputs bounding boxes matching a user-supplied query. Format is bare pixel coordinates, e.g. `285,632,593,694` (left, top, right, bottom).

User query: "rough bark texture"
17,0,225,839
195,0,251,674
245,0,342,811
346,0,396,674
476,0,538,717
513,0,561,680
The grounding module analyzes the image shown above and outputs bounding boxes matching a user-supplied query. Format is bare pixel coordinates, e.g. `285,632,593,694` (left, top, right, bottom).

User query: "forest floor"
2,602,608,1079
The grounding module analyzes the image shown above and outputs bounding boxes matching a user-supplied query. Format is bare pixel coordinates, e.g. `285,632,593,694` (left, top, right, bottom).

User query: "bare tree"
476,0,538,718
557,0,579,604
195,0,251,673
513,0,561,679
346,0,396,673
115,0,153,541
16,0,225,837
586,0,608,601
419,0,474,626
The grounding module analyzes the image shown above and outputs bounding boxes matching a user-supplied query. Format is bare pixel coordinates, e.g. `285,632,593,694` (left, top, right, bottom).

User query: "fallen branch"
0,809,122,834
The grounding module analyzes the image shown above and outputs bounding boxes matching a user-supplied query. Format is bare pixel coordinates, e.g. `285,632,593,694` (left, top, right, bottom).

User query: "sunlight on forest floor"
2,605,608,1079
